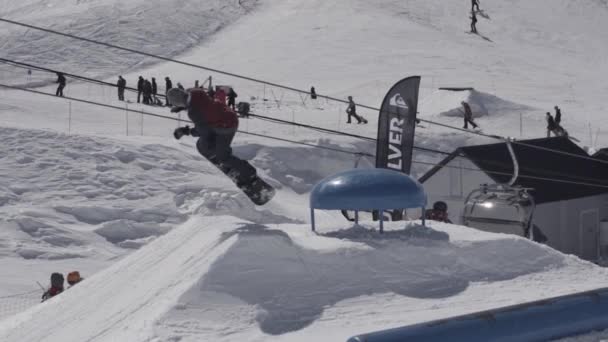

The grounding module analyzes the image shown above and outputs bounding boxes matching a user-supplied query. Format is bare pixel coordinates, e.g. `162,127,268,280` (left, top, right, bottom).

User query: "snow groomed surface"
2,0,608,340
348,287,608,342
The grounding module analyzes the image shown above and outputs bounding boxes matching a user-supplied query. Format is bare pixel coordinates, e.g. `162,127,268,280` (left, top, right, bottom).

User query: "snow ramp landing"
0,216,238,342
2,220,607,342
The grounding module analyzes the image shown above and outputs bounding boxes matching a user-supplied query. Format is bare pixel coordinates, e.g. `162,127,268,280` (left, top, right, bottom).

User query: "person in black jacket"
137,76,144,103
227,87,238,110
310,86,317,100
117,76,126,101
554,105,562,125
461,101,479,129
470,11,478,33
471,0,480,12
151,77,158,104
546,112,558,137
56,72,66,97
346,96,367,124
143,79,153,104
165,77,173,106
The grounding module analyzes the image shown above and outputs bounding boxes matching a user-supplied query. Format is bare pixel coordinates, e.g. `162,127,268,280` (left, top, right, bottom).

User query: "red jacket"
188,88,237,128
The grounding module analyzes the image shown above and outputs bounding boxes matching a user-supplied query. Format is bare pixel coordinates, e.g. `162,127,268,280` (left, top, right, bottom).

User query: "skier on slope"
41,273,64,302
169,87,257,186
461,101,479,129
346,96,367,124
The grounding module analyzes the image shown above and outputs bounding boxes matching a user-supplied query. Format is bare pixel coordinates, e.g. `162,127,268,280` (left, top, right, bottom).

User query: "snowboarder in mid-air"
461,101,479,129
346,96,367,124
168,87,274,205
470,11,478,33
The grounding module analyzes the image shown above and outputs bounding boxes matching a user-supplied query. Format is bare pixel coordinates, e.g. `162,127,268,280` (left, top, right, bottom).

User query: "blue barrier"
310,168,427,232
348,287,608,342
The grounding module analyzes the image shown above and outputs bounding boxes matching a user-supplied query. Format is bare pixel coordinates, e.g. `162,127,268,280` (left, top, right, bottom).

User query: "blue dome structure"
310,168,427,232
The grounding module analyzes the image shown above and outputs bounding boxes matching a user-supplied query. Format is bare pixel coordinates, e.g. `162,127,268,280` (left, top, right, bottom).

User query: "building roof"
419,137,608,204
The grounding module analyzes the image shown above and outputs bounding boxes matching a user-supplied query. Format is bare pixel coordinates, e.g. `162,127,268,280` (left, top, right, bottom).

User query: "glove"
171,106,186,113
173,126,191,140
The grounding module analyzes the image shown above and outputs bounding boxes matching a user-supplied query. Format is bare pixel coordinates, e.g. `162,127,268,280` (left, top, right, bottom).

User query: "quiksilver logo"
389,93,409,110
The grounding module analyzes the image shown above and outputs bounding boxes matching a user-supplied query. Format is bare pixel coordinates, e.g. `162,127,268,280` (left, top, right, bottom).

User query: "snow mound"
5,218,604,342
422,89,534,119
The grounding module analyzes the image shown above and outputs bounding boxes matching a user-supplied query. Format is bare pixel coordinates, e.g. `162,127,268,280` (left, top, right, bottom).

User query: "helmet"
50,272,64,288
167,88,188,107
433,201,448,212
67,271,81,285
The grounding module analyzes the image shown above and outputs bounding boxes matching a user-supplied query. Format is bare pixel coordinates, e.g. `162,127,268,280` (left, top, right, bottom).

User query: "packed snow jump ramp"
348,287,608,342
0,216,237,342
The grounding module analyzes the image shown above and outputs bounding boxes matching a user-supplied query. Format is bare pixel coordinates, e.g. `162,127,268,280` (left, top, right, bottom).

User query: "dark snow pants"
194,125,256,184
56,84,65,97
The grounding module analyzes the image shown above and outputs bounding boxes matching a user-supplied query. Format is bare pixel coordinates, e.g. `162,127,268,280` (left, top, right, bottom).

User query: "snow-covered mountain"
1,0,608,341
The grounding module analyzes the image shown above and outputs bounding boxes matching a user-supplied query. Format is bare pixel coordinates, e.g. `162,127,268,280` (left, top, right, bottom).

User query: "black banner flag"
375,76,421,175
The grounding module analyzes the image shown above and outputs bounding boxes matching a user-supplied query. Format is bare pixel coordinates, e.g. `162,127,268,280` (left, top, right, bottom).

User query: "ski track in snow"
1,0,608,341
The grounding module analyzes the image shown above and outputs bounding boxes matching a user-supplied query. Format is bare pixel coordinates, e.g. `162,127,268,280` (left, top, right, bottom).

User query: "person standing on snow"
310,86,317,100
151,77,158,104
470,11,478,33
546,112,559,137
461,101,479,129
227,87,238,110
169,87,257,186
471,0,480,12
346,96,366,124
137,76,144,103
165,77,173,106
554,105,562,125
41,272,64,302
117,76,126,101
55,72,66,97
143,79,153,104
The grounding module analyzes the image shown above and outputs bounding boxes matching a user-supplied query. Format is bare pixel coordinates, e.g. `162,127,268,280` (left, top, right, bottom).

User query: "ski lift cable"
1,18,606,166
3,83,608,191
0,70,451,157
0,57,167,99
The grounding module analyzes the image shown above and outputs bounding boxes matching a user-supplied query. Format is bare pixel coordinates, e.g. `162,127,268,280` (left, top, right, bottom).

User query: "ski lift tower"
309,168,427,233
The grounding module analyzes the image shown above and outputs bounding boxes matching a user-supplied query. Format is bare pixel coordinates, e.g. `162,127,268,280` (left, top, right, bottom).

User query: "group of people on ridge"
41,271,83,302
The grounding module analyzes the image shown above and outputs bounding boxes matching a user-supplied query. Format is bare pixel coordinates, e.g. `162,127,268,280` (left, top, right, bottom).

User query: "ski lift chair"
461,138,537,240
462,184,535,237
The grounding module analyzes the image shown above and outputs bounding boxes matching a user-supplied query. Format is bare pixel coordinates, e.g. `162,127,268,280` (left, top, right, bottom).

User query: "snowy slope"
0,0,256,85
2,0,608,341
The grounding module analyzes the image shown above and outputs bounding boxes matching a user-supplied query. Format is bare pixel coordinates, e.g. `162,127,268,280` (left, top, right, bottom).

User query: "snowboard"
213,159,275,205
